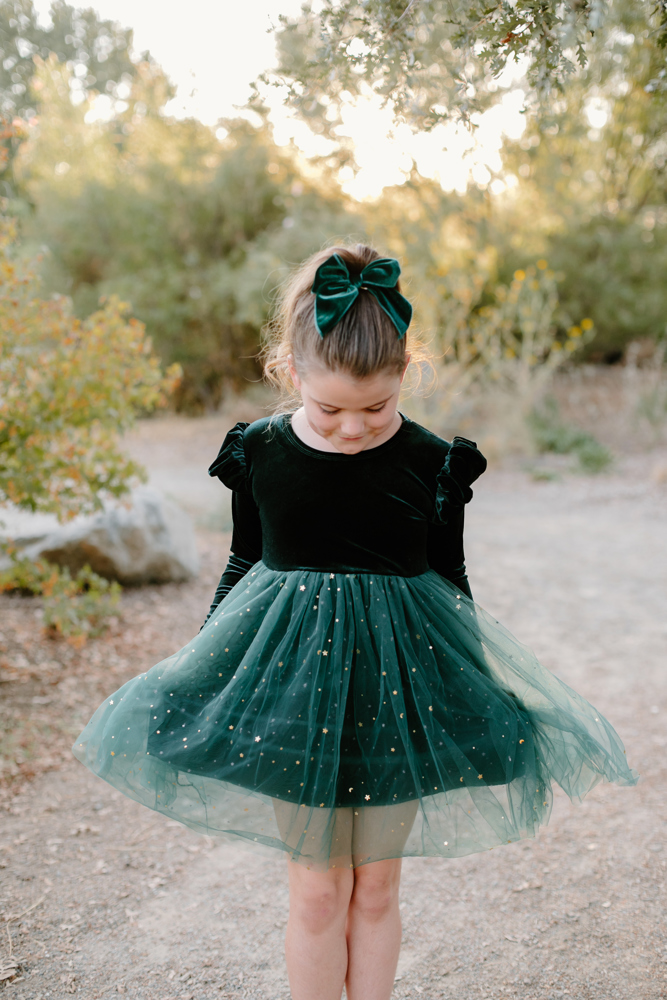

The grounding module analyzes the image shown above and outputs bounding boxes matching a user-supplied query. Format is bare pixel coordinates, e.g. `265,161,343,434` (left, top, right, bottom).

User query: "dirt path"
1,450,666,1000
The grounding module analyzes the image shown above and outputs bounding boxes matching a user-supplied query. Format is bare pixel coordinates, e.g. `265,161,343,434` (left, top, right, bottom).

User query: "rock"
19,488,199,585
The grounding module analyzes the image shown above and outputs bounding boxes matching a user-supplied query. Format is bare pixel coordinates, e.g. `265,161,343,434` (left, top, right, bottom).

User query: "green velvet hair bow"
311,253,413,338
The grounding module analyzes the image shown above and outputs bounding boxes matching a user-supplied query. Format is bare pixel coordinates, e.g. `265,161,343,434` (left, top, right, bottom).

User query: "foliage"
365,176,594,401
0,546,121,642
4,0,665,414
495,1,667,356
17,58,361,410
0,0,157,120
528,396,613,471
0,217,180,519
264,0,667,132
439,263,595,400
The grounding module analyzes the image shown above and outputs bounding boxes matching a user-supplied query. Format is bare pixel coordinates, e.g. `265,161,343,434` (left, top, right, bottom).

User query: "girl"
73,244,637,1000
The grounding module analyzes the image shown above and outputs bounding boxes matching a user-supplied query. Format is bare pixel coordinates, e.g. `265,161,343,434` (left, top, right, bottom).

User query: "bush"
0,216,180,520
528,398,613,473
0,548,121,643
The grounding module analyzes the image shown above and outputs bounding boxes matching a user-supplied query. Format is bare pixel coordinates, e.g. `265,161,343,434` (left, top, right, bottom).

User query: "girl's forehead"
301,369,401,407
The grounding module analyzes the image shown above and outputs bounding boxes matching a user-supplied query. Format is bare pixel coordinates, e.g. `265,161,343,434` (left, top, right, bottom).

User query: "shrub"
528,398,613,474
0,547,121,643
0,215,180,521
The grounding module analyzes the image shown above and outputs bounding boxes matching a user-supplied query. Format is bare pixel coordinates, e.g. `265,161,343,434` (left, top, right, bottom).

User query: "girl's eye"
319,404,385,414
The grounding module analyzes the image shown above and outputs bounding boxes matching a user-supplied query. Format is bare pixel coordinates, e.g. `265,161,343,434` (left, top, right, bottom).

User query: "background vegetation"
0,0,666,416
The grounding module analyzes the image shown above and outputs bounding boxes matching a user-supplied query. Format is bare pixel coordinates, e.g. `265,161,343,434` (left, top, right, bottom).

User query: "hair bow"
311,253,413,338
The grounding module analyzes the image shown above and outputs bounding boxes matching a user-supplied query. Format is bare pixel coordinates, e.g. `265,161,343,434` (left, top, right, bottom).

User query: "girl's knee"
288,866,353,935
351,863,401,922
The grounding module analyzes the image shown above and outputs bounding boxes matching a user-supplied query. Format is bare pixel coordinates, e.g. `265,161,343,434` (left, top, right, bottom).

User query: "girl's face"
288,360,409,454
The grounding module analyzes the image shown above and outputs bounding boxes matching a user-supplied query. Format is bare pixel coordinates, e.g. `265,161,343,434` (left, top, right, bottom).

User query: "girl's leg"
277,804,355,1000
344,858,403,1000
285,861,354,1000
344,800,419,1000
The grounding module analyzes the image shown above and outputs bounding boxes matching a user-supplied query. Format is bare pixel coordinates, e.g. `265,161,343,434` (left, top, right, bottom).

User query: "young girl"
73,244,637,1000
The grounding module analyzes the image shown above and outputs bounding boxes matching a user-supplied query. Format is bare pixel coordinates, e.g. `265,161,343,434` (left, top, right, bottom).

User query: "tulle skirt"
72,563,637,870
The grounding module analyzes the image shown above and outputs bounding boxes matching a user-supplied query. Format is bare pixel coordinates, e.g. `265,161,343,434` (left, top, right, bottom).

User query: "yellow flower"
569,326,582,338
537,259,548,270
514,269,526,282
581,317,594,330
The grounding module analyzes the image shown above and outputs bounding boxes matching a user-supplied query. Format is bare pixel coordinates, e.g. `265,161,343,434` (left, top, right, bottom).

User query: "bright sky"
33,0,526,200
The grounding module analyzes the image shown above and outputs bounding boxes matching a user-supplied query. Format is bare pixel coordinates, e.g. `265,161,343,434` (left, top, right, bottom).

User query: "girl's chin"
333,436,370,453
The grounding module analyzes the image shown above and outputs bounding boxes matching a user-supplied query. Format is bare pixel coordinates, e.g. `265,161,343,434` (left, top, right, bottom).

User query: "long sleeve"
427,435,487,602
203,491,263,625
202,422,262,628
426,508,473,600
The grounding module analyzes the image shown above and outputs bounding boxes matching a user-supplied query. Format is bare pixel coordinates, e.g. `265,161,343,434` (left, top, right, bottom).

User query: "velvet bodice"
205,413,486,620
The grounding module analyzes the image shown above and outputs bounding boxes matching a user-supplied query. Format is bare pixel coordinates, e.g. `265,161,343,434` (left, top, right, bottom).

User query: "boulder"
20,488,199,585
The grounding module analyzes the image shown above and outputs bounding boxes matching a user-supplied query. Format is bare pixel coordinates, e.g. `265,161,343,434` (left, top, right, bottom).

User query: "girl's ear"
287,354,301,390
400,353,412,382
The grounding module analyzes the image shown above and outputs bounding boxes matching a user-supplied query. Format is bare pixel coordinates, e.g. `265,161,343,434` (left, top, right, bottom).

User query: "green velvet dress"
72,414,637,870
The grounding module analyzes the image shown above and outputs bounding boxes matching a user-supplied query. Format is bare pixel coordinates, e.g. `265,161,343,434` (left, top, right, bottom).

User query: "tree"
18,58,361,411
262,0,667,132
0,0,154,120
493,0,667,354
0,0,168,203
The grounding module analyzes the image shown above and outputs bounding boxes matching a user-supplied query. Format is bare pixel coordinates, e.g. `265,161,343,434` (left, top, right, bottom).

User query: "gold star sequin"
365,795,370,801
300,585,306,591
323,728,329,734
255,736,261,742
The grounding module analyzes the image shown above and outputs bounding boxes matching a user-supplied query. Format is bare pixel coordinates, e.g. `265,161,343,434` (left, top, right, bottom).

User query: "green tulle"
72,563,637,870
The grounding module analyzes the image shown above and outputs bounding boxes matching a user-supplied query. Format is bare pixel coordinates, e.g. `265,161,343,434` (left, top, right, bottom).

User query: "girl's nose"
339,416,365,437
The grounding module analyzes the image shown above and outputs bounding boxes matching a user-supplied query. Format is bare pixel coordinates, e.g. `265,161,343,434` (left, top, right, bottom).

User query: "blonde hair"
262,242,434,407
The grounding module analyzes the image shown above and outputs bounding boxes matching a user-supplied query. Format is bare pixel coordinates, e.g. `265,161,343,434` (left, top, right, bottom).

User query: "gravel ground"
1,445,666,1000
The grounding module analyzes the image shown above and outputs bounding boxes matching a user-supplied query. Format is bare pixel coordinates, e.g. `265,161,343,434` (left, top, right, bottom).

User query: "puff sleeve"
433,436,487,524
208,421,252,493
202,422,263,628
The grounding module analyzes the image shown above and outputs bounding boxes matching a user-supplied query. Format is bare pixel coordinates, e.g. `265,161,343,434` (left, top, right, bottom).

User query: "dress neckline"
282,411,410,460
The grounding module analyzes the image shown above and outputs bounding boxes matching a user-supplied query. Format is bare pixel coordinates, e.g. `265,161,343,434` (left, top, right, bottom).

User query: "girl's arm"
426,435,486,601
202,490,263,627
426,509,473,600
